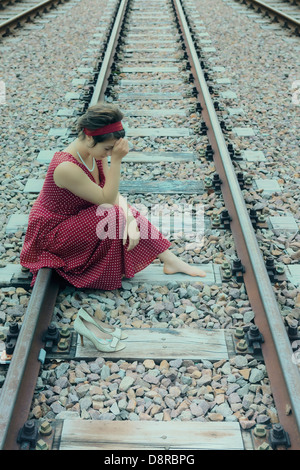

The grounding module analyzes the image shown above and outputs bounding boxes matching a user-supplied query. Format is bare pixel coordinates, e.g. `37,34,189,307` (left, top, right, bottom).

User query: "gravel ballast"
0,0,299,440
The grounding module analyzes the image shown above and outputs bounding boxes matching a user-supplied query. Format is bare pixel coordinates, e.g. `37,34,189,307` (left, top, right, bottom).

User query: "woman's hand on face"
111,138,129,162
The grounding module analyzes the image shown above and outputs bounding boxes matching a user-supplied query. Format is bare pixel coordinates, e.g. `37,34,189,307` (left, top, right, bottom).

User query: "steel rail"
90,0,129,105
241,0,300,29
0,268,59,450
0,0,67,35
0,0,128,450
174,0,300,450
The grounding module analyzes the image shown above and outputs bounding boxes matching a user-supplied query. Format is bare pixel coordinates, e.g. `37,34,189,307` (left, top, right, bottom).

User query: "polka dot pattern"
20,152,172,289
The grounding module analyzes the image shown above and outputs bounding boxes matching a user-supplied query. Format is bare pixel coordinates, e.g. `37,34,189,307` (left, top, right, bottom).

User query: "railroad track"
0,0,71,36
0,0,300,451
230,0,300,33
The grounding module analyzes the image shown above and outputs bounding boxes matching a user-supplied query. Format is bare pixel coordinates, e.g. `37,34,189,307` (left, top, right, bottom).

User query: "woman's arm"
100,163,140,249
102,158,133,217
113,192,134,220
53,139,128,205
114,192,140,251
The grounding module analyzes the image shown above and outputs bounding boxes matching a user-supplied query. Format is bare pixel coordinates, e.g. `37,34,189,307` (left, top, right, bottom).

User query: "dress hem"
29,239,172,290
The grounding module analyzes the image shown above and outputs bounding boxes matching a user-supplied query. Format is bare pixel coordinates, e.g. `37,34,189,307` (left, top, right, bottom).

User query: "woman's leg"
157,249,206,277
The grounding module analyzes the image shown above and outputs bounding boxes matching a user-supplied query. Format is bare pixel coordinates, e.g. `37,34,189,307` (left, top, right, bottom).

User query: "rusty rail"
0,0,127,450
174,0,300,449
90,0,129,104
239,0,300,31
0,0,68,36
0,269,59,450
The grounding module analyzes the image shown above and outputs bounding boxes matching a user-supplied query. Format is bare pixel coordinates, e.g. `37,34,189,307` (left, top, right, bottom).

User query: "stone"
221,362,231,375
164,368,177,381
55,376,69,389
168,386,181,398
31,405,43,419
56,411,80,420
208,413,224,421
240,369,251,380
100,365,111,380
143,373,160,385
234,355,248,368
90,385,103,396
228,393,241,405
215,394,225,404
239,418,256,430
198,374,212,386
76,384,90,398
249,368,265,384
79,396,92,411
51,402,65,414
150,404,162,416
99,413,115,421
165,397,176,409
139,412,152,421
110,402,120,415
55,363,70,378
126,399,136,412
163,410,171,421
119,376,135,391
190,402,204,417
143,359,155,369
214,402,233,417
169,359,183,368
180,410,193,421
159,360,169,370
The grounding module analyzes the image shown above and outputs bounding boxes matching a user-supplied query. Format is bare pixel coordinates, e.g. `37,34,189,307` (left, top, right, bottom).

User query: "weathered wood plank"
0,263,32,287
0,262,221,289
120,78,181,85
75,327,228,361
59,420,244,450
123,264,222,285
118,92,183,100
127,128,191,137
119,180,204,194
286,265,300,286
36,150,195,164
123,57,178,62
125,39,175,44
123,49,177,54
122,151,196,162
23,179,204,194
124,108,186,116
121,66,179,73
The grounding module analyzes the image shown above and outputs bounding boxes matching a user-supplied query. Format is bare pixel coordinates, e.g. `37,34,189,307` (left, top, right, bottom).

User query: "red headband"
84,121,123,136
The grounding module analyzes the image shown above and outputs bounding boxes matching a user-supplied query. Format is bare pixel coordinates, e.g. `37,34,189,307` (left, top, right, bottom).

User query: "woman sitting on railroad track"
20,103,206,292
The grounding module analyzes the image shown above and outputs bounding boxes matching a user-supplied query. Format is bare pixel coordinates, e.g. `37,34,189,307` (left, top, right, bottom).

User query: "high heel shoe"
74,315,126,352
77,308,128,340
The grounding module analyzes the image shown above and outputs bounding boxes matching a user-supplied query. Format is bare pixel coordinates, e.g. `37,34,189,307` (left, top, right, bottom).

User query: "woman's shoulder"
52,153,84,188
51,151,81,171
52,150,74,161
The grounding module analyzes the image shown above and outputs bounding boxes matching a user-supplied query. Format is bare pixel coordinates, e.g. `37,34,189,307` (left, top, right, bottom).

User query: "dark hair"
77,103,125,147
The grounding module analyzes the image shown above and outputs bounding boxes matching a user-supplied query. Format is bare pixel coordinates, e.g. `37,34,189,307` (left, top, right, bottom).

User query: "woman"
20,103,206,290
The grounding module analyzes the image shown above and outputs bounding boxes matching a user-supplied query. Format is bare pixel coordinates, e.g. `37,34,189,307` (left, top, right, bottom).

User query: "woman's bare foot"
163,261,206,277
158,250,206,277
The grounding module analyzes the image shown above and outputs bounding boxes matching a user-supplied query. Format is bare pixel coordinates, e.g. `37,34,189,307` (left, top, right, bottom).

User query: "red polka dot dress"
20,152,172,289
